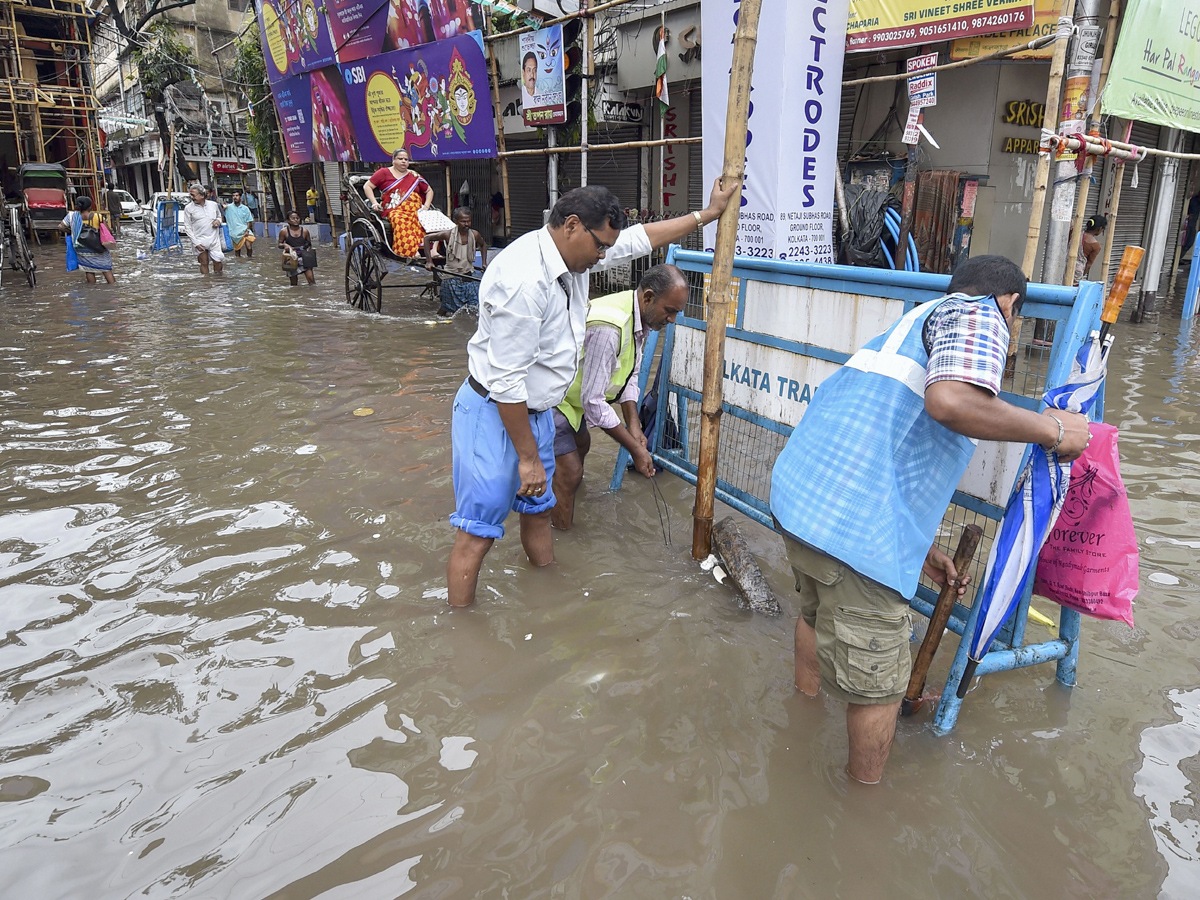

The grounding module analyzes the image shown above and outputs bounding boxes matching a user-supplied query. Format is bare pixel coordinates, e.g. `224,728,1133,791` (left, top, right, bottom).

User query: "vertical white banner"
702,0,848,263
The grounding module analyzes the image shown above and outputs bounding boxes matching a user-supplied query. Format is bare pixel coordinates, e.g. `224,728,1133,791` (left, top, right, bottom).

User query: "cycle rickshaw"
342,173,478,313
1,202,36,287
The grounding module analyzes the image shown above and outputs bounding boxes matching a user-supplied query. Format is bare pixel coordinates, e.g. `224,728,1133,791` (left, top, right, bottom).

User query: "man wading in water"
770,255,1091,784
445,179,737,607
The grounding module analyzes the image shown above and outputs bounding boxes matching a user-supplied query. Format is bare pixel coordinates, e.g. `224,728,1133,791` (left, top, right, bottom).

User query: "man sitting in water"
224,191,256,259
423,207,487,316
550,264,689,530
770,255,1091,785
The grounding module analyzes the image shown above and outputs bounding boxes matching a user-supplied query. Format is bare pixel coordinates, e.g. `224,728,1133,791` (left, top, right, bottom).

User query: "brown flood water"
1,230,1198,899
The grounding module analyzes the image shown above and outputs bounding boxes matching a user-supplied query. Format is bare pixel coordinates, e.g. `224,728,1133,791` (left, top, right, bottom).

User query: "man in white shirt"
446,179,738,607
181,183,226,275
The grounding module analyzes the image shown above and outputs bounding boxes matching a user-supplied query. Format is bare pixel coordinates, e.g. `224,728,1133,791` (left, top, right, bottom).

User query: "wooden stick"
1012,0,1076,361
485,8,512,244
691,0,760,561
842,33,1056,85
500,136,702,157
1099,121,1133,294
900,524,983,717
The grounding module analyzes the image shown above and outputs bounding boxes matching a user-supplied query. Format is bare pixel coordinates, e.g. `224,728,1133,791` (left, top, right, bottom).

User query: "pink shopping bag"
1033,422,1138,626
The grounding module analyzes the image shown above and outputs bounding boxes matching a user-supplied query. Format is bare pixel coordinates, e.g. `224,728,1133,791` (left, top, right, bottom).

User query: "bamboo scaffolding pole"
692,0,760,561
486,0,637,41
500,136,702,157
1062,0,1119,286
485,7,512,243
842,33,1056,85
1099,121,1133,294
1012,0,1076,361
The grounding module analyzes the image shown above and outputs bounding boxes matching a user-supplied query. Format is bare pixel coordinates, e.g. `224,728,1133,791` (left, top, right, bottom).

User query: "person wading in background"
770,255,1090,785
445,178,737,608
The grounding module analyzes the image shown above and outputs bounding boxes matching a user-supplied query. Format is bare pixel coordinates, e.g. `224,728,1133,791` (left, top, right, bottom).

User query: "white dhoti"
193,227,225,263
183,200,226,264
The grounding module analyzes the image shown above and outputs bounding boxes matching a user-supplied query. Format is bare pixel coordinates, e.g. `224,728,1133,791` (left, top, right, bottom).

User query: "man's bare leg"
246,244,253,258
214,259,223,274
550,451,583,530
102,271,115,284
846,700,901,785
447,529,493,607
519,510,554,566
197,249,210,274
794,618,821,696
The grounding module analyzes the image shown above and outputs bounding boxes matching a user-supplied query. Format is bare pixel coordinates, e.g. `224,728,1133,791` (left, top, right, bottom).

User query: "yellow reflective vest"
557,290,637,430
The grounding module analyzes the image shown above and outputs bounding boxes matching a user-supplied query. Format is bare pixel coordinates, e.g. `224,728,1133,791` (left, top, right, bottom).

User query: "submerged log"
712,516,782,617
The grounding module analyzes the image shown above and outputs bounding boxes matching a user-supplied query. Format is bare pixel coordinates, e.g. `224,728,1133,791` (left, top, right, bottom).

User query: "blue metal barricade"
611,247,1105,733
151,200,183,253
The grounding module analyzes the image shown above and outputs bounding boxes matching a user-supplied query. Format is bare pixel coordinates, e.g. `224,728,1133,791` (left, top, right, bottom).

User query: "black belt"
467,375,546,415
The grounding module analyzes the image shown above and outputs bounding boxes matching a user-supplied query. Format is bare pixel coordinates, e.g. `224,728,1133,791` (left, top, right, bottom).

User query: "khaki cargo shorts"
784,536,913,706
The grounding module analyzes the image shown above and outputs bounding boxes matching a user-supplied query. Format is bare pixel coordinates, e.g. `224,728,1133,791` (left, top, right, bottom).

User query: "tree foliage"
131,20,194,104
230,28,281,171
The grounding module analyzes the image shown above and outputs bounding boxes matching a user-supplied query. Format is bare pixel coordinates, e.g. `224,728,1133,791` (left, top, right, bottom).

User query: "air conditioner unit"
516,0,581,16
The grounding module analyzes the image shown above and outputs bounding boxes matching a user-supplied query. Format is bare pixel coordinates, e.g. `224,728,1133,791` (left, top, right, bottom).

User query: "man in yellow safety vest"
551,264,689,530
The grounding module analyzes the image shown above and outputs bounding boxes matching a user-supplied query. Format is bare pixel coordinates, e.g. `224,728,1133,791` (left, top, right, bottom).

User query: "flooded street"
2,230,1198,899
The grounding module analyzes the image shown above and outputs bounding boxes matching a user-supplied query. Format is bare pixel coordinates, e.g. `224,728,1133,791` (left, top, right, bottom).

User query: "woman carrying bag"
60,195,116,284
278,210,316,286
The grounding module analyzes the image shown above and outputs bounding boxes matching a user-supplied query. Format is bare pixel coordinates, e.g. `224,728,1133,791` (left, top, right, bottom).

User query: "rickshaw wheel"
9,207,35,287
345,239,383,314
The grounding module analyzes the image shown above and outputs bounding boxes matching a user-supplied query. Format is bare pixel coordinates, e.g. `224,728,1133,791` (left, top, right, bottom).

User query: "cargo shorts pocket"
832,607,911,699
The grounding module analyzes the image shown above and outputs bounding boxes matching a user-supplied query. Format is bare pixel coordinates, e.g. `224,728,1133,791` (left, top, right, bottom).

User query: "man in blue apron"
770,255,1090,784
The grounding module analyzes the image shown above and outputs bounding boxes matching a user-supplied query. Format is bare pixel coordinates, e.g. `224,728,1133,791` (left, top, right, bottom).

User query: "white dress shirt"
466,224,652,412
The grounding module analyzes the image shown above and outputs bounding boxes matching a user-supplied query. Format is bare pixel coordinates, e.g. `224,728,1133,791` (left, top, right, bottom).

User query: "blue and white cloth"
62,211,112,272
771,295,990,598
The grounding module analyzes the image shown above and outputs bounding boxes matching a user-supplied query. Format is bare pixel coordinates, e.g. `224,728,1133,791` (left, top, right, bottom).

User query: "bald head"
638,264,689,331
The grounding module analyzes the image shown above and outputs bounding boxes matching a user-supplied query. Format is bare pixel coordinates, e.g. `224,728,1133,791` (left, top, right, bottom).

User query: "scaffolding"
0,0,102,205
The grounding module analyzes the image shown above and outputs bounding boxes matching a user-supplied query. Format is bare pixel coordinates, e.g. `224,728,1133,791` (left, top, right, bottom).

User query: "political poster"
258,0,338,83
846,0,1033,52
702,0,849,264
520,25,567,126
949,0,1062,61
338,33,498,161
1104,0,1200,134
272,74,313,164
310,67,361,162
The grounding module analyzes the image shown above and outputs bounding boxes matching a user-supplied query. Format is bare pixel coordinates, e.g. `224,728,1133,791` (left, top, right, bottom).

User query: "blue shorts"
450,379,557,539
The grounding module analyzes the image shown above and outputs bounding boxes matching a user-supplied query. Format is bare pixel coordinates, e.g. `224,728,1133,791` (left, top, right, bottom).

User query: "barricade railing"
611,247,1105,733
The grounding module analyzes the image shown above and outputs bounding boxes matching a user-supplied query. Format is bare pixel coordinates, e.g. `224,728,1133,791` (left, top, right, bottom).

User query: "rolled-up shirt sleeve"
481,275,546,405
593,224,652,273
581,325,622,429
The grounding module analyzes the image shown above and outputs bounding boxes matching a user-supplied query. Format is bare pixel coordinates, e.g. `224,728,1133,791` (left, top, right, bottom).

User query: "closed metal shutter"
504,135,549,239
1103,120,1158,287
839,82,857,168
410,162,445,209
562,126,641,209
321,162,342,216
448,158,497,245
1159,144,1196,292
688,85,703,212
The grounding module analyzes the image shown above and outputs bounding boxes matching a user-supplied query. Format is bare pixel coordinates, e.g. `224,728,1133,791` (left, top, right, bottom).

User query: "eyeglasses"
582,223,613,253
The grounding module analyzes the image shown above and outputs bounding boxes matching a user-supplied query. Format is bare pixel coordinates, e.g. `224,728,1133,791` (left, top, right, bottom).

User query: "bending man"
551,264,688,530
769,255,1090,785
447,180,736,607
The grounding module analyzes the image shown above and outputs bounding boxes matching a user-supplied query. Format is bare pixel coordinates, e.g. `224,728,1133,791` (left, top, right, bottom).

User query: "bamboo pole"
485,8,512,243
500,136,702,157
1062,0,1119,286
1168,164,1197,295
581,3,593,186
842,33,1056,85
1099,121,1134,294
1012,0,1076,361
445,162,452,216
691,0,760,561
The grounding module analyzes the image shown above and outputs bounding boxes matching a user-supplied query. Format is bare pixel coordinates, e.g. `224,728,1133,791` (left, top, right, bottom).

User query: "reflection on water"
1,234,1198,898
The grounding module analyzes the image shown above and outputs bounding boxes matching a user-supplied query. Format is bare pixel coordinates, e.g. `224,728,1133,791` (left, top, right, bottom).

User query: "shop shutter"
1159,145,1197,293
1103,120,1158,287
688,85,703,213
323,162,342,217
504,135,549,239
570,126,641,209
839,83,857,168
290,166,315,215
448,158,497,245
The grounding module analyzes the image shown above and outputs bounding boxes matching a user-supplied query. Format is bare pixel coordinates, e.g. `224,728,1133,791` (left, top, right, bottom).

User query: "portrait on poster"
520,25,567,126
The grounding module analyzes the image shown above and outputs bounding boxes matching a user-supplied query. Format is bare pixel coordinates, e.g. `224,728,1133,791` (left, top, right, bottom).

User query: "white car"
142,191,192,237
111,189,142,221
